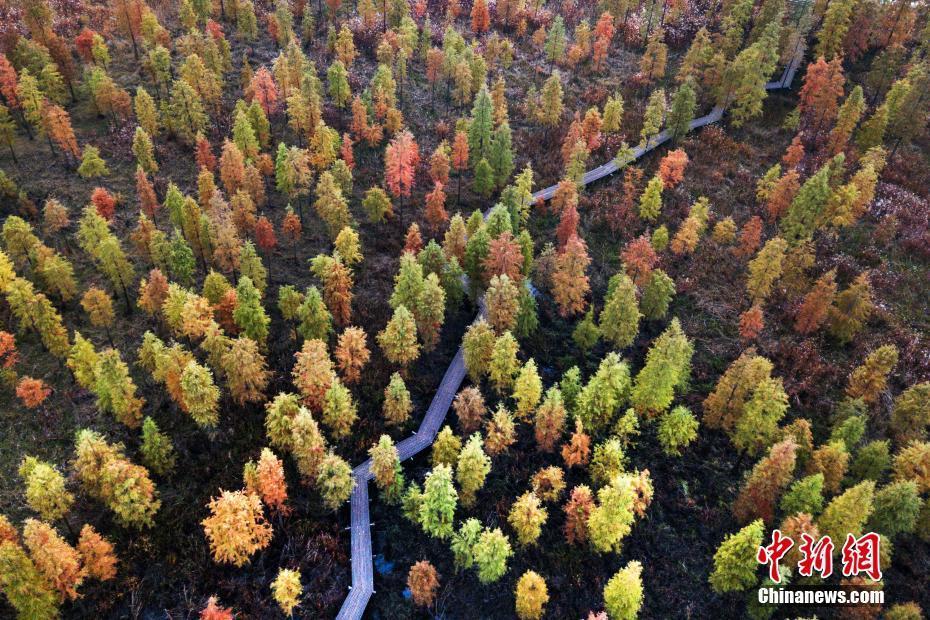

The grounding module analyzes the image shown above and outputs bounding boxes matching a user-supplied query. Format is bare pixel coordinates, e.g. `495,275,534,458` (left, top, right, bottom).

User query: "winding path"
335,47,805,620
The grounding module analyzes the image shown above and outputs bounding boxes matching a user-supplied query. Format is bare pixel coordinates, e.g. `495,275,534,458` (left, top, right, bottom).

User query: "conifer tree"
419,464,457,539
827,272,873,342
508,492,547,546
746,236,788,303
462,318,495,382
383,372,413,425
19,456,73,522
472,527,512,583
202,489,272,566
74,429,160,528
846,344,898,404
657,405,699,456
457,433,491,507
631,319,693,417
378,305,420,368
432,426,462,467
604,561,643,620
369,435,404,503
140,416,176,476
600,272,641,348
407,561,439,608
708,519,763,593
515,570,548,620
817,480,875,544
317,451,354,510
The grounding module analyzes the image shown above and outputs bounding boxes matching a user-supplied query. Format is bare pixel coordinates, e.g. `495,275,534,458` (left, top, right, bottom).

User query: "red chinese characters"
758,531,883,581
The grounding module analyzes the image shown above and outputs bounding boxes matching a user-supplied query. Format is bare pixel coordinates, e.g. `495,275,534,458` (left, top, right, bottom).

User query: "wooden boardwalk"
334,49,804,620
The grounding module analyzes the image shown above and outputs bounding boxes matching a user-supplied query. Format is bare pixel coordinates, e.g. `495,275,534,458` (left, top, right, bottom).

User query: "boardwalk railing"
335,46,805,620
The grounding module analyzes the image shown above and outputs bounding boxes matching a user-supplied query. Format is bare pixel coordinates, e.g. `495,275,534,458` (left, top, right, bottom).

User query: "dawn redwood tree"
599,272,640,349
732,438,797,524
456,433,491,506
846,344,898,404
378,305,420,369
508,491,548,546
385,130,420,209
369,435,404,503
472,527,512,584
604,561,643,620
551,234,590,317
202,490,272,566
419,464,457,539
708,519,764,593
407,561,440,607
515,570,548,620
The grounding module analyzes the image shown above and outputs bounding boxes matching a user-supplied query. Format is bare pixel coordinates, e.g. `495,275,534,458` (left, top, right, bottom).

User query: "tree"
468,86,494,164
19,456,73,522
544,17,567,67
640,29,668,82
640,90,666,147
631,319,693,417
292,339,334,411
94,348,145,428
551,234,590,317
271,568,302,616
334,326,369,384
818,481,875,544
600,273,640,349
408,561,439,607
733,438,797,524
485,405,517,456
471,0,489,33
140,417,176,476
508,492,547,546
167,79,207,143
202,490,272,566
314,172,351,239
74,429,160,528
815,0,856,60
243,448,288,513
827,272,873,342
893,441,930,493
457,433,491,507
587,472,648,553
563,484,594,544
486,274,521,334
369,435,404,503
385,129,420,206
489,331,519,394
76,524,117,581
0,540,59,619
378,305,420,368
638,175,663,221
78,146,110,178
418,464,457,539
534,387,566,452
432,426,462,467
317,451,355,510
383,372,412,425
463,318,495,382
513,359,542,419
472,527,512,583
847,345,898,404
746,237,788,303
321,378,357,438
795,270,837,334
708,519,763,593
539,73,564,129
799,58,846,133
604,561,643,620
640,269,675,320
657,405,699,456
780,162,833,243
667,81,696,141
890,383,930,443
868,480,920,538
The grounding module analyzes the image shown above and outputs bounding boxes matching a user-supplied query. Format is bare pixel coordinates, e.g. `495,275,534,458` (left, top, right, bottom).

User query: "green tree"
604,561,643,620
667,80,696,141
630,318,693,416
140,416,176,476
418,464,457,539
708,519,764,593
472,527,512,583
456,433,491,506
600,272,640,348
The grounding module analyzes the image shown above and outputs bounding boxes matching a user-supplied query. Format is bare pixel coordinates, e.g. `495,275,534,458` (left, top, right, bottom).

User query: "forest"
0,0,928,616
